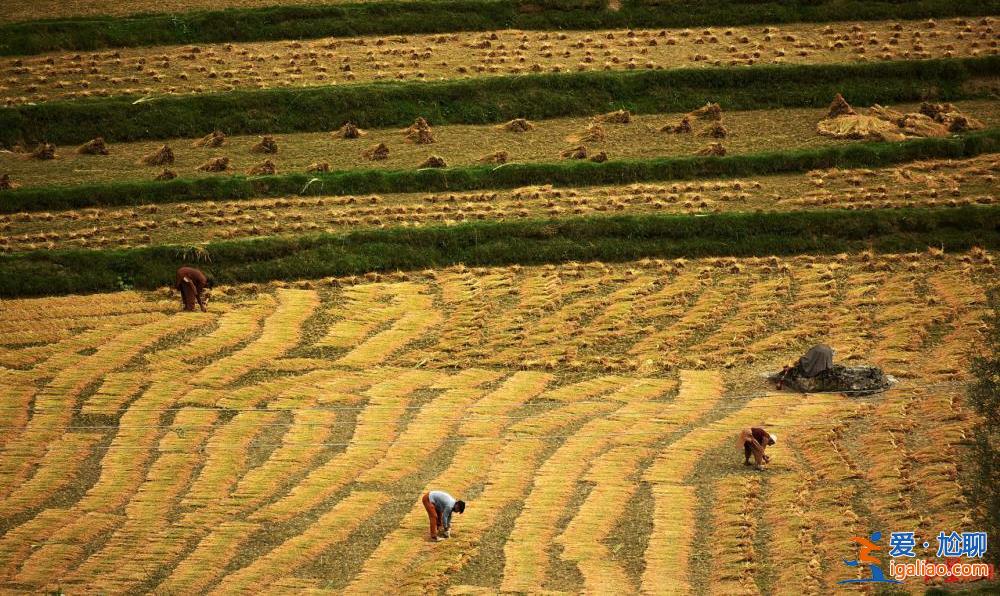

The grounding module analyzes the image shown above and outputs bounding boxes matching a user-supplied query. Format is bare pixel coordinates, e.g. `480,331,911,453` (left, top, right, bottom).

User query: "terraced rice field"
1,155,997,253
2,18,997,104
2,0,998,593
2,100,998,190
0,253,992,593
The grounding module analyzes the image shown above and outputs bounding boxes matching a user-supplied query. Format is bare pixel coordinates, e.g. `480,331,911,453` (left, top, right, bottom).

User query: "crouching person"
739,427,776,469
422,490,465,542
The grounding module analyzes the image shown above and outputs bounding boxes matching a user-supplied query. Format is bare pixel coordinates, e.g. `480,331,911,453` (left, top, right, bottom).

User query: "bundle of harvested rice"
661,116,692,133
561,145,588,159
919,102,957,121
826,93,856,118
196,156,229,172
338,122,365,138
250,135,278,154
403,117,435,144
898,113,949,138
30,143,56,160
77,137,109,155
690,102,722,120
363,143,390,161
919,102,985,131
306,161,331,173
699,122,728,138
696,142,726,156
193,130,226,148
248,159,276,175
477,150,509,164
569,121,606,143
589,151,609,163
155,170,177,181
498,118,534,132
141,145,174,166
0,173,17,190
596,109,632,124
869,104,906,126
419,155,447,168
945,113,984,132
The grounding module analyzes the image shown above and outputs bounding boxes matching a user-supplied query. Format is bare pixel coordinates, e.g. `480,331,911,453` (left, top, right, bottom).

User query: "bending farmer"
175,266,213,312
739,427,777,469
422,490,465,542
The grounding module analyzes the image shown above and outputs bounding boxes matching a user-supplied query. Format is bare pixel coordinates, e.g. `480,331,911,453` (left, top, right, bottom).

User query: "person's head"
767,433,777,446
454,500,465,514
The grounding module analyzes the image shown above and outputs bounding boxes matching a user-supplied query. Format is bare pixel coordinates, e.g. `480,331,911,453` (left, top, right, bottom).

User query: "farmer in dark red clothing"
175,266,212,312
738,427,776,469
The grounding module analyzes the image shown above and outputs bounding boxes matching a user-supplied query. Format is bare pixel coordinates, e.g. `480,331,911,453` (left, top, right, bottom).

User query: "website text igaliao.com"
889,558,994,582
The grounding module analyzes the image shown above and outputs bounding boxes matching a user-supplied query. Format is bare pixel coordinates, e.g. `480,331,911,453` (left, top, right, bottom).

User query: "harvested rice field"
2,0,998,593
2,19,997,105
2,155,997,253
0,253,993,593
2,100,998,189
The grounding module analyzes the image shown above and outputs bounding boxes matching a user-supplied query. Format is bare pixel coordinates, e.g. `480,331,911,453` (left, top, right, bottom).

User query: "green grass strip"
1,205,997,297
1,56,997,147
3,129,998,214
2,0,998,56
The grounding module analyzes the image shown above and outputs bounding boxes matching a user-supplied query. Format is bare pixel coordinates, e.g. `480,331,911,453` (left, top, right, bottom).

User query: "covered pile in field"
498,118,534,132
769,365,893,396
561,145,588,159
193,130,227,148
404,117,435,144
817,99,983,142
661,116,692,133
196,156,229,172
155,169,177,181
0,173,17,190
419,155,447,168
699,122,728,138
337,122,365,139
477,150,509,164
30,143,56,160
696,142,726,156
363,142,390,161
306,161,330,173
141,144,174,166
690,102,723,121
250,135,278,154
76,137,109,155
248,159,276,175
596,109,632,124
826,93,856,118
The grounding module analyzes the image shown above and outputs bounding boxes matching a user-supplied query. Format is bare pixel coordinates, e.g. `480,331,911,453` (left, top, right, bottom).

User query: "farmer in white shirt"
422,490,465,542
